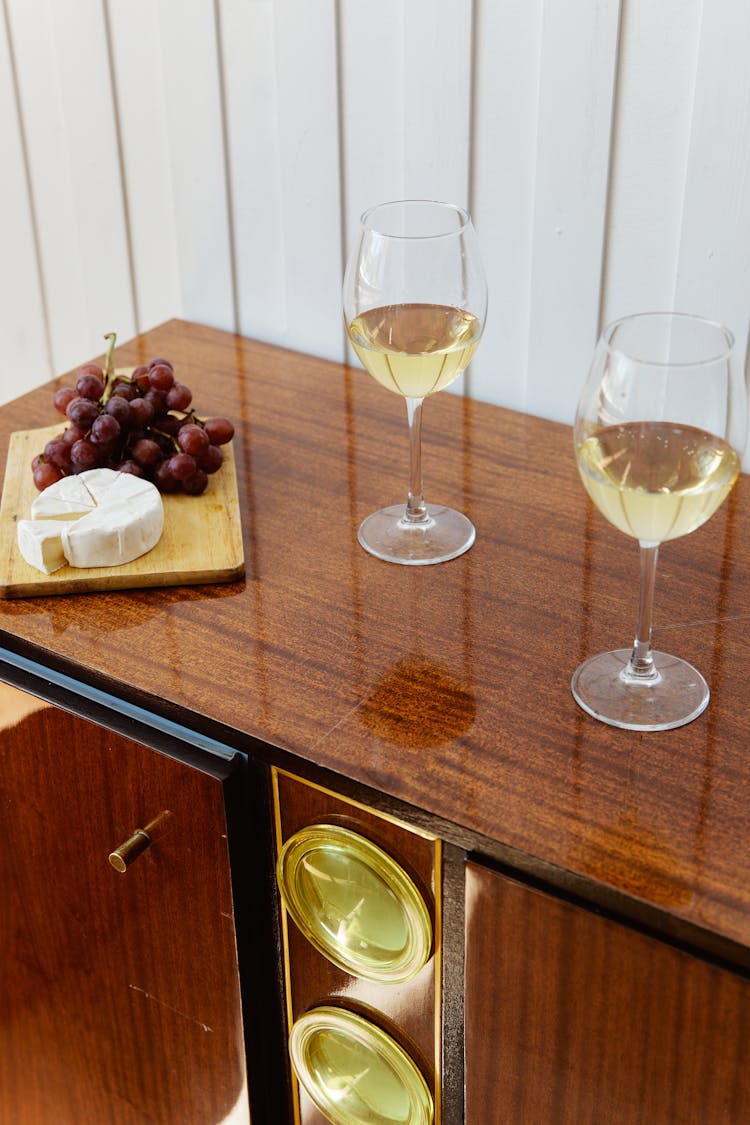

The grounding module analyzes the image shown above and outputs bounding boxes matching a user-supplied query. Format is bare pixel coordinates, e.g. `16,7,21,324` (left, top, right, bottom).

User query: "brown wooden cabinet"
1,320,750,1122
0,683,249,1125
465,861,750,1124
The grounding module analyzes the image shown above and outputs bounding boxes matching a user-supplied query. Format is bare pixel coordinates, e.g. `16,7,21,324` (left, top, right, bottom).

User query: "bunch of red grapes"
32,356,234,495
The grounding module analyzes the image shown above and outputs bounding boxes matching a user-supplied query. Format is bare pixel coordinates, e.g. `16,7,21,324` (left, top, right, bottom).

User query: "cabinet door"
465,861,750,1124
0,683,249,1125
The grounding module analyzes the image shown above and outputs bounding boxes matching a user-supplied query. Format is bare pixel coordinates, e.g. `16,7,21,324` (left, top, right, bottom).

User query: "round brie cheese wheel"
22,468,164,571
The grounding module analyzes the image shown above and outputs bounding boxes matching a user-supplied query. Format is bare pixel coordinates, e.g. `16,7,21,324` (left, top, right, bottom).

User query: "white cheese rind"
21,468,164,572
89,470,159,505
30,474,96,521
17,519,74,574
61,481,164,568
77,468,123,494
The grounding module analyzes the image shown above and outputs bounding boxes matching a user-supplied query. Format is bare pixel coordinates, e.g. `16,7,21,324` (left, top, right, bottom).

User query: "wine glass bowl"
343,200,487,565
571,311,746,731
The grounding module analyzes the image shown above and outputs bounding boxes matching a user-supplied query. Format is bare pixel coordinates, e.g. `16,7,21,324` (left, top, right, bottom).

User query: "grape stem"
174,409,204,426
101,332,117,404
152,427,182,452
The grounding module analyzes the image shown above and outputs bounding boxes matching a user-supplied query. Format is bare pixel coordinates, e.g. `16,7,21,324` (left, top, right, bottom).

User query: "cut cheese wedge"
20,468,164,572
31,473,96,521
17,518,76,574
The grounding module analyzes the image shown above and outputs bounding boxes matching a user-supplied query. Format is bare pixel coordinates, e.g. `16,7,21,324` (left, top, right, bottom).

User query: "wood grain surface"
0,423,244,597
0,681,248,1124
0,319,749,965
465,860,750,1123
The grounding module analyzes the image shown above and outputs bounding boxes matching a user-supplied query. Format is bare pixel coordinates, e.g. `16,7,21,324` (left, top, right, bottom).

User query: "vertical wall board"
105,0,182,339
48,0,136,352
4,0,93,377
673,2,750,467
1,0,749,445
465,0,543,413
600,0,703,324
272,0,345,361
0,4,50,403
340,0,406,263
524,0,621,426
155,0,236,333
402,0,473,207
218,0,287,346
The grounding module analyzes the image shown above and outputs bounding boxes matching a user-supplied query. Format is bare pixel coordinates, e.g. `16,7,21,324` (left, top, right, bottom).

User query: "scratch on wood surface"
128,984,213,1032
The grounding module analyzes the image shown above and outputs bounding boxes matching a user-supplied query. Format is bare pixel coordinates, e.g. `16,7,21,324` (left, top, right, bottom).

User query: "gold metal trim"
271,766,444,1123
433,836,443,1124
271,768,302,1125
274,766,438,842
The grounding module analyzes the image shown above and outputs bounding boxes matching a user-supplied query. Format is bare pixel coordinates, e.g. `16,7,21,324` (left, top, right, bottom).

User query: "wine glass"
571,311,747,731
343,200,487,564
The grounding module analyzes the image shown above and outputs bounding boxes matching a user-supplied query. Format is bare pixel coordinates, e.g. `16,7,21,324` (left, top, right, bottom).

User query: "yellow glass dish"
290,1006,434,1125
277,823,432,982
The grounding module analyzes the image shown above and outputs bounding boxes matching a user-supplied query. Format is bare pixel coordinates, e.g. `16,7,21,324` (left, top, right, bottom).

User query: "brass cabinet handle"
109,828,151,872
108,811,171,873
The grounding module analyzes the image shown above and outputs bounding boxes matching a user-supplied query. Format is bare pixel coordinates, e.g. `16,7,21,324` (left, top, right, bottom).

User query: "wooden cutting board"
0,425,245,598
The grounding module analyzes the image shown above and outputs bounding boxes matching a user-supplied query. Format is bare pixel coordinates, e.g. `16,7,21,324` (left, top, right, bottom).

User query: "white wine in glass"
571,311,747,731
343,200,487,565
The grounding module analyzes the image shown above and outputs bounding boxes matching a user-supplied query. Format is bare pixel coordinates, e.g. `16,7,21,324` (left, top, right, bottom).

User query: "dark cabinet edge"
465,847,750,985
0,641,239,780
440,841,466,1125
225,756,293,1124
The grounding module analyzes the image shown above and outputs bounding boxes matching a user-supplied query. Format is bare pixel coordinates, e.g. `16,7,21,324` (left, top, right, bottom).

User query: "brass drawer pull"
109,828,151,872
109,811,171,873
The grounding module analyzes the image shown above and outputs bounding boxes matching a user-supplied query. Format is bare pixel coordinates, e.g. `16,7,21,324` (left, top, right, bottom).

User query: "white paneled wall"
1,0,749,448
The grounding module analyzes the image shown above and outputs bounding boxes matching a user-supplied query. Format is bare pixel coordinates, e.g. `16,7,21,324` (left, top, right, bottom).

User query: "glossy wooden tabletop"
1,320,749,960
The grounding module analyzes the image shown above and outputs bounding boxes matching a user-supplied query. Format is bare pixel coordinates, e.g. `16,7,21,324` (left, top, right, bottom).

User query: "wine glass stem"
628,542,660,680
405,396,429,523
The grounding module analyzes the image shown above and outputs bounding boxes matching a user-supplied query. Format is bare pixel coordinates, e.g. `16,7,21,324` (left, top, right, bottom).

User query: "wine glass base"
571,648,710,732
358,504,475,565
